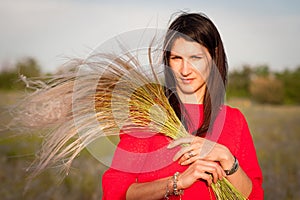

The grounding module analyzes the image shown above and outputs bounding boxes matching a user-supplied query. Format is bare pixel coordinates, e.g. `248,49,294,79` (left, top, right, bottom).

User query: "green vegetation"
2,58,300,105
0,57,41,90
227,65,300,105
276,68,300,104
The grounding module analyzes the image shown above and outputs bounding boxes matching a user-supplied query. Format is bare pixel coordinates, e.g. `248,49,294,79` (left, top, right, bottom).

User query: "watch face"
225,156,239,175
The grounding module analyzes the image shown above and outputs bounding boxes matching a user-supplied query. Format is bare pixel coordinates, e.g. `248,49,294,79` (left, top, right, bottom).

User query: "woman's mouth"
180,78,193,84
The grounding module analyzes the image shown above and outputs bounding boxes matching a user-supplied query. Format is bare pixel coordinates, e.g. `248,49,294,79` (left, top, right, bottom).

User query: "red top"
102,104,263,199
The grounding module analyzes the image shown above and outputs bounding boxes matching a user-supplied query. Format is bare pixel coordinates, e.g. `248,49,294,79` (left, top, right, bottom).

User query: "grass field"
1,91,299,200
228,98,300,199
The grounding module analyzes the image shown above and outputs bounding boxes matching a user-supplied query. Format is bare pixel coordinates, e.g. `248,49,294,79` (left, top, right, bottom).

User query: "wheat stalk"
11,51,245,199
93,53,246,199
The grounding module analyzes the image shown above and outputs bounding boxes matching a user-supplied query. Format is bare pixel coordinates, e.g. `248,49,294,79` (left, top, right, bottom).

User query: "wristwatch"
224,156,239,176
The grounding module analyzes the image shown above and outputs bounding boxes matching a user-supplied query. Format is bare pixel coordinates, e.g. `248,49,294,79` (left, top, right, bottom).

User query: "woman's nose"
180,59,192,76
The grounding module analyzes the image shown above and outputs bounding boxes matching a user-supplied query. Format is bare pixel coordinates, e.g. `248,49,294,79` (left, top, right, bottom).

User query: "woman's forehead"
170,38,208,55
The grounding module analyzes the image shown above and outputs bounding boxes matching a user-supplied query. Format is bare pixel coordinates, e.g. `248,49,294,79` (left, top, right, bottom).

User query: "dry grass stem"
10,52,245,199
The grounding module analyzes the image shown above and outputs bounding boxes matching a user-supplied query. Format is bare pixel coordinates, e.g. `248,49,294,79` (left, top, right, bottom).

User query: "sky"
1,0,300,73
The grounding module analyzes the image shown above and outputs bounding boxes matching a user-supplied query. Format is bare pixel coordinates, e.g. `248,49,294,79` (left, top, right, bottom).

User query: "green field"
1,91,299,200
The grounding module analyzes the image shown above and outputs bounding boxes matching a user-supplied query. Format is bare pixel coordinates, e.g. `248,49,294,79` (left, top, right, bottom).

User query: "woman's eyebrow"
170,53,181,57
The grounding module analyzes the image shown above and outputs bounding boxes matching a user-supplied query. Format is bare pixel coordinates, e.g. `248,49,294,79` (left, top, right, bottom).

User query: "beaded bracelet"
164,178,171,200
172,172,184,196
164,172,184,199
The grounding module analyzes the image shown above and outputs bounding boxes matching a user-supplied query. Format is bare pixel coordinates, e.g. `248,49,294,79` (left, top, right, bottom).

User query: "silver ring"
188,151,194,158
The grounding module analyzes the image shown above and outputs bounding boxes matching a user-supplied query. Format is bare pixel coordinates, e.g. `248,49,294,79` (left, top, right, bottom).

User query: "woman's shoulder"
217,104,248,132
221,104,245,120
212,105,250,152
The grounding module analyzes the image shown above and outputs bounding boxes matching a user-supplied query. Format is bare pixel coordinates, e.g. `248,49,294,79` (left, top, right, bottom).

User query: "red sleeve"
235,110,264,200
101,131,172,199
102,168,136,200
101,133,145,200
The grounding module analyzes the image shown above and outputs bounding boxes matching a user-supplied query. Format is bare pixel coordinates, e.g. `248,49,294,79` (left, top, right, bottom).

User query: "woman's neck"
177,88,205,104
179,95,203,104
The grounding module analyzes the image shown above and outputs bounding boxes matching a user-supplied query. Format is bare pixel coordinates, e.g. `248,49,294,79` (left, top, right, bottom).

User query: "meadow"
0,91,299,200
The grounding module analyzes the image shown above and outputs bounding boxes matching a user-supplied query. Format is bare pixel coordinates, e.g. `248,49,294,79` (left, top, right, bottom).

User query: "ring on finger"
188,151,195,158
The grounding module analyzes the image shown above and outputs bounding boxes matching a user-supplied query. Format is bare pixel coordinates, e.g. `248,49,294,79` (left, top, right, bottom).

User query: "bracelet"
164,177,171,200
172,172,184,196
224,156,239,176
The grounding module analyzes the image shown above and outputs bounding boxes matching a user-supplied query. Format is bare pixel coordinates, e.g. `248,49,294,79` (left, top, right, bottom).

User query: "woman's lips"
180,78,193,84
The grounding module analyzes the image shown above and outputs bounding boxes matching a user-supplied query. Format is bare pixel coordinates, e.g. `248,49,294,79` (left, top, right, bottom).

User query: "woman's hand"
177,159,226,188
168,136,235,171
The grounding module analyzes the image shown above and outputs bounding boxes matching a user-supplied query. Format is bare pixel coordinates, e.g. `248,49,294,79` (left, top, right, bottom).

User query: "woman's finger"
172,145,193,161
199,172,213,186
195,160,224,184
179,153,198,165
178,142,202,163
167,136,194,149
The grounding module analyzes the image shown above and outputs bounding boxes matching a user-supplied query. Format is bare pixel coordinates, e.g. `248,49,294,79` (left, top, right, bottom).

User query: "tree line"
227,65,300,104
1,57,300,105
0,57,41,90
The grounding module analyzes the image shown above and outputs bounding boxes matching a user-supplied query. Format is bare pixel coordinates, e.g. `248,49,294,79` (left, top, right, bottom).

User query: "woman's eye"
191,56,202,59
170,56,181,60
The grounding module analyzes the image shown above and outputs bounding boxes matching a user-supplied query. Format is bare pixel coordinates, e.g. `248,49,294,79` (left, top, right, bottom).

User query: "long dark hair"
163,12,228,136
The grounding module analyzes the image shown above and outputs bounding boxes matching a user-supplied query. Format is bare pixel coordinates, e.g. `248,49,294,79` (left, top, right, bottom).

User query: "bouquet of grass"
10,50,245,199
93,53,246,200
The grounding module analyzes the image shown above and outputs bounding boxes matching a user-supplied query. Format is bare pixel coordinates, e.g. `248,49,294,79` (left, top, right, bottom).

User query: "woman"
102,12,263,199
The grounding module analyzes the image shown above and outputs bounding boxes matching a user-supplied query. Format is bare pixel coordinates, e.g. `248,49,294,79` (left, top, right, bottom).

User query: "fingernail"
167,143,173,149
173,155,181,161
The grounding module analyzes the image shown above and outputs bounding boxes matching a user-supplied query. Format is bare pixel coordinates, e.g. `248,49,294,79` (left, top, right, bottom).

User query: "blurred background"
0,0,300,199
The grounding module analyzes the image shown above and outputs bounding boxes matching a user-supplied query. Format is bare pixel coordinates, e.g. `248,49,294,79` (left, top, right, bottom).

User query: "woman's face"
169,37,212,103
